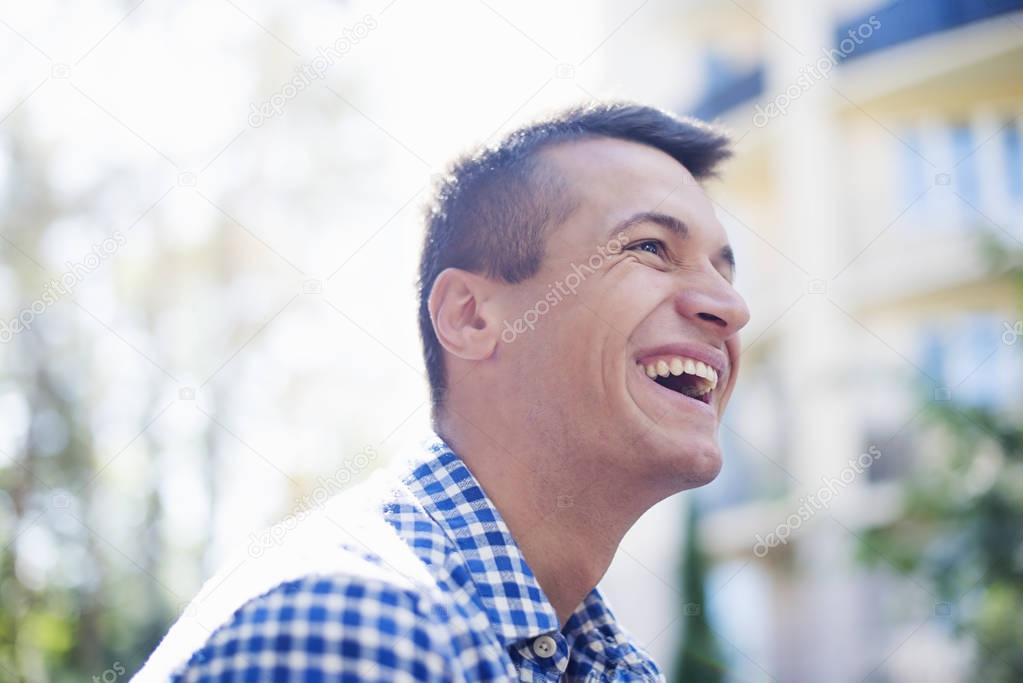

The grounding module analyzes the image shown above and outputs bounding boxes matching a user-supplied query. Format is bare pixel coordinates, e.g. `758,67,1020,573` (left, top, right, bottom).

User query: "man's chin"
636,427,723,489
685,444,723,486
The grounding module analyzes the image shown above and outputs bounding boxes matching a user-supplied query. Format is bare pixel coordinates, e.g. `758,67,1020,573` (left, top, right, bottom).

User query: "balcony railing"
835,0,1023,62
688,0,1023,119
690,64,764,121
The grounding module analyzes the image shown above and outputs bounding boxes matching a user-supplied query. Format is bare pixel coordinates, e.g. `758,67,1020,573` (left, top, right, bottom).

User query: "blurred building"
599,0,1023,680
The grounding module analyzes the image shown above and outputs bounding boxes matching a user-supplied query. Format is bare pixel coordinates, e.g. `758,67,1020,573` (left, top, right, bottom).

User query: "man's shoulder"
165,573,456,682
134,471,460,681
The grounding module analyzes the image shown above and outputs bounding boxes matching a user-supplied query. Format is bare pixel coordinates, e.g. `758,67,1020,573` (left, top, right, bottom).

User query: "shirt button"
531,634,558,658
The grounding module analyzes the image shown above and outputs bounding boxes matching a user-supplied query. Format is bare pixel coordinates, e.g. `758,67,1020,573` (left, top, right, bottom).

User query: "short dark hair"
417,101,732,411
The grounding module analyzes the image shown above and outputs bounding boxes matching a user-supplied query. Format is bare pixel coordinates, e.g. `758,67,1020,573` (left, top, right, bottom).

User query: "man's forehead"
540,137,721,238
541,136,699,190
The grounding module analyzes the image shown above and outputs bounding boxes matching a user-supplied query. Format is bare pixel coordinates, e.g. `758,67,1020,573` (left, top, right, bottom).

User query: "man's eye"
629,240,664,256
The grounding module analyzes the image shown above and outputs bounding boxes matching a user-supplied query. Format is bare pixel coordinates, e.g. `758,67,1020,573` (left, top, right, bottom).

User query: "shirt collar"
563,588,664,678
399,434,560,646
399,434,661,679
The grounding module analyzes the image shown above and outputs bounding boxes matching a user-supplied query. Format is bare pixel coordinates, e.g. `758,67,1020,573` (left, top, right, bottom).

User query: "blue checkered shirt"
136,436,664,682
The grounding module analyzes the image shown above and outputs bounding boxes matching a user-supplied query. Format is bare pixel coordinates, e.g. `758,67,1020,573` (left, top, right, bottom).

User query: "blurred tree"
857,238,1023,682
672,499,726,683
0,2,388,679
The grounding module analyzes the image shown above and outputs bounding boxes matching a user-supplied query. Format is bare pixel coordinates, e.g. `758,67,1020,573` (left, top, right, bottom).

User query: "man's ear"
428,268,502,362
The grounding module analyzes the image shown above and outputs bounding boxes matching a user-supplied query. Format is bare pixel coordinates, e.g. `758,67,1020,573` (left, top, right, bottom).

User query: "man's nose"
673,274,750,337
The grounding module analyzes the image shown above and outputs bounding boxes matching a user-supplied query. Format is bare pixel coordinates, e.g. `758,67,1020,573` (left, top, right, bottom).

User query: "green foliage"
858,241,1023,682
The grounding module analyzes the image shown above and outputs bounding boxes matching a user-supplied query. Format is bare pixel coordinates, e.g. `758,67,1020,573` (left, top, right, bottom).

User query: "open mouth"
638,356,719,405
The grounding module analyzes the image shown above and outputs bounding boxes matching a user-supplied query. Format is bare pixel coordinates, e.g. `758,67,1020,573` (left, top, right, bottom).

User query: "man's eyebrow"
609,211,688,240
610,211,736,276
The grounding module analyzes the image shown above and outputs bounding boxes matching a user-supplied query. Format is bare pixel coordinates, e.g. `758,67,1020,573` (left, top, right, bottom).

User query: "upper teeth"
641,356,719,391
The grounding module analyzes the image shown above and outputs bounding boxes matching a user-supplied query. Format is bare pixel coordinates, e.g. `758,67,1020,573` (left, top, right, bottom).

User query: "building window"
951,123,981,210
1004,119,1023,204
918,312,1021,409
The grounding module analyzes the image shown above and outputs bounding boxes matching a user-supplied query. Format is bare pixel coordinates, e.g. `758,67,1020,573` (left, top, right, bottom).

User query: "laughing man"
138,102,750,682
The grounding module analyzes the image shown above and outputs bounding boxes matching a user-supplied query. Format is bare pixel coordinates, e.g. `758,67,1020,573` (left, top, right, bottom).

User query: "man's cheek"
725,335,742,377
719,336,743,410
602,277,666,326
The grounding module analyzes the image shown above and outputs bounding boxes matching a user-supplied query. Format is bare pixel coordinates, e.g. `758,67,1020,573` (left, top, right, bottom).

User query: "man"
136,102,749,681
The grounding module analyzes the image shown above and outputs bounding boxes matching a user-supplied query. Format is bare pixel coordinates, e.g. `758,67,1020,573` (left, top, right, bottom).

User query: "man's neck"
436,411,655,627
